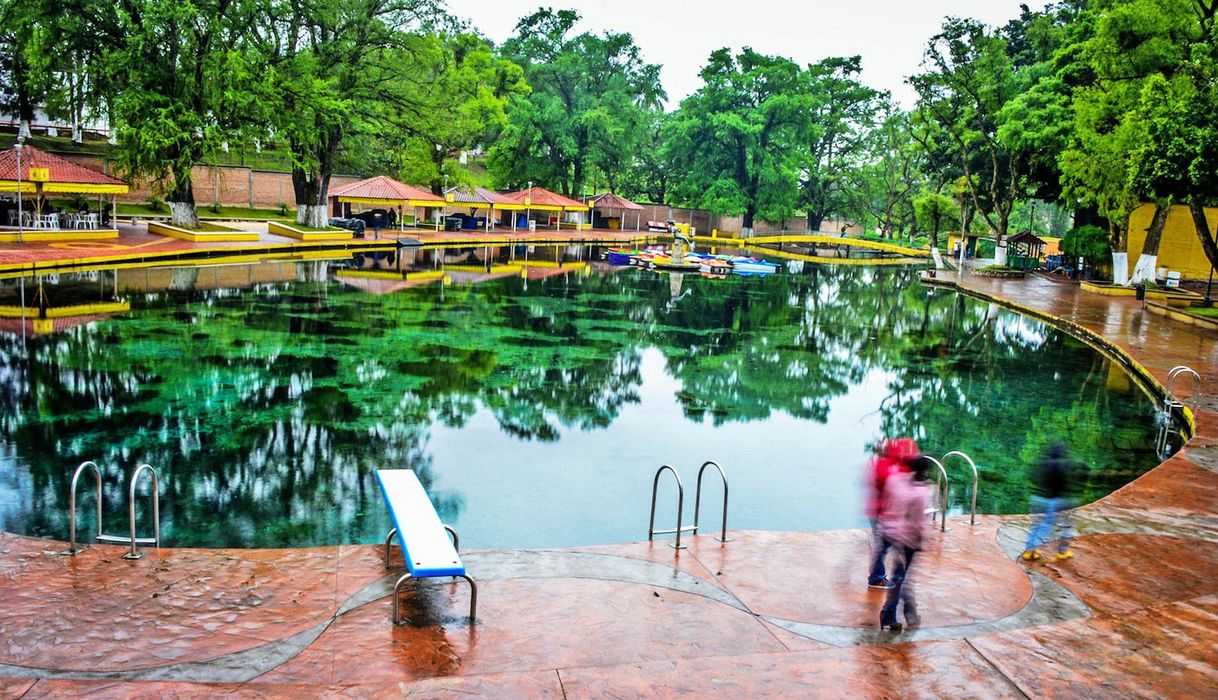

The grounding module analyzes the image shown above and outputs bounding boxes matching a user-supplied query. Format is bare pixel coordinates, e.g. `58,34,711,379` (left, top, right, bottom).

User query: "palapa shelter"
1007,230,1048,269
0,144,128,237
588,192,645,231
443,185,518,232
500,185,589,231
329,176,445,231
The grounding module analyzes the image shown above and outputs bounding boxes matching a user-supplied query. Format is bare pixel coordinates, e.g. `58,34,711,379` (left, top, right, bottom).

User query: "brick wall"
56,153,359,210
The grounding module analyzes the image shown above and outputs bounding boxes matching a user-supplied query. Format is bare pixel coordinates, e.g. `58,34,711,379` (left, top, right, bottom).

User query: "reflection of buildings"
116,262,304,293
0,274,128,336
335,269,447,294
332,244,596,286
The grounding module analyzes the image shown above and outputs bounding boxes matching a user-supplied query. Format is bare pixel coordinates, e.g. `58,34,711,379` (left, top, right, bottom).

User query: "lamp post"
15,136,25,244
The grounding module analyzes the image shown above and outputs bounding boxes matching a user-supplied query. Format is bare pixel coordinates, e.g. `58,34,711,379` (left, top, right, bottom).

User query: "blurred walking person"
878,455,934,632
1022,443,1075,562
866,438,919,588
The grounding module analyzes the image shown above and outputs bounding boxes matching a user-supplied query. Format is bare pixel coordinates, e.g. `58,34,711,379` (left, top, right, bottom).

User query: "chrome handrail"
648,465,692,550
941,451,979,526
122,463,160,560
693,460,730,543
923,456,949,532
1165,366,1201,411
65,460,102,555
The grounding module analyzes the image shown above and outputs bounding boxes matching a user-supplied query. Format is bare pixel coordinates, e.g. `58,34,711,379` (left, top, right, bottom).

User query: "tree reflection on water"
0,251,1164,547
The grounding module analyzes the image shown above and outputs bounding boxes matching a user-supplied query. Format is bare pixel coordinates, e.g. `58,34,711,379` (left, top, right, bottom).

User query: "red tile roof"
0,145,126,187
329,176,444,203
444,185,513,205
588,192,644,210
500,186,588,209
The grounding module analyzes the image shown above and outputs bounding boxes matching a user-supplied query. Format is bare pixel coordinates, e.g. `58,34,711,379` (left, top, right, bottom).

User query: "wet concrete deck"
2,268,1217,697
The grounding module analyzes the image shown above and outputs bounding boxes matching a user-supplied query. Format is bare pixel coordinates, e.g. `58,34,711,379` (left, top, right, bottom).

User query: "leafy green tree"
489,9,664,197
914,190,958,252
29,0,262,227
258,0,443,227
359,32,527,194
843,107,924,240
798,56,882,232
665,48,810,232
910,18,1034,265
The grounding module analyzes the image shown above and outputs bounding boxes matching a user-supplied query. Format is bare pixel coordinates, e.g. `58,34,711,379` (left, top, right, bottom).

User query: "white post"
15,139,24,243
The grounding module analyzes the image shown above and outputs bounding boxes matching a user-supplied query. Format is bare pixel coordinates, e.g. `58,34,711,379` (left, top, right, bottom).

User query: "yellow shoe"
1021,550,1041,561
1056,550,1074,561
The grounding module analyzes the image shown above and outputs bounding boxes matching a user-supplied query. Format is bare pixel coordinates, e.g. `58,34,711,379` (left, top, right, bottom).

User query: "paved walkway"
2,269,1217,698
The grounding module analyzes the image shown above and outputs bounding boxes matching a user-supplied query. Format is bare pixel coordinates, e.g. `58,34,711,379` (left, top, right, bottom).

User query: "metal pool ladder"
1164,365,1201,414
648,461,730,550
65,461,161,559
922,456,950,532
941,451,980,526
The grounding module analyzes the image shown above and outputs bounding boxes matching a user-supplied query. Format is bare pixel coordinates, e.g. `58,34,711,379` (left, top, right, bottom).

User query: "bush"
207,201,223,214
277,202,289,217
1062,224,1110,261
147,197,167,213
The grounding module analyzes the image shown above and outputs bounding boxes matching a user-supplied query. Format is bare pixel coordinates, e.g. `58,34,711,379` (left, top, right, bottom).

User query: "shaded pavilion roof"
329,176,444,205
0,145,128,194
500,186,588,211
1008,230,1047,246
443,185,513,208
588,192,644,210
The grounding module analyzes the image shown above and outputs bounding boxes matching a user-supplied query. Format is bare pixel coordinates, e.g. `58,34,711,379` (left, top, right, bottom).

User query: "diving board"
377,469,477,624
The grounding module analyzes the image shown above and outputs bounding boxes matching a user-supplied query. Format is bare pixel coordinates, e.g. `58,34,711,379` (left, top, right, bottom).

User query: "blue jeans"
1025,496,1074,552
868,521,892,584
880,542,917,627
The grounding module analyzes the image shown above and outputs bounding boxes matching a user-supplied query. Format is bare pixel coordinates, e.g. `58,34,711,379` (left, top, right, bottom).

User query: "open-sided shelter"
500,186,589,231
443,185,518,232
0,144,128,238
588,192,645,231
329,176,445,231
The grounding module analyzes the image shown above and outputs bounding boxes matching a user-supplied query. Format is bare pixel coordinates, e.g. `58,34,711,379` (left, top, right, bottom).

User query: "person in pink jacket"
866,438,919,588
878,455,934,632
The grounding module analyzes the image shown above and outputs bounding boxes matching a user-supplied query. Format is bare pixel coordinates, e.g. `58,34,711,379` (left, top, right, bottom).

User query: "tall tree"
665,48,810,233
259,0,442,228
910,18,1032,266
798,56,881,232
489,9,664,197
42,0,262,227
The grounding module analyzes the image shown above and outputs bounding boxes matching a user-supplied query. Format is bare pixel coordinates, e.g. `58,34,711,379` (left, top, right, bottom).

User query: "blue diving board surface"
376,469,465,578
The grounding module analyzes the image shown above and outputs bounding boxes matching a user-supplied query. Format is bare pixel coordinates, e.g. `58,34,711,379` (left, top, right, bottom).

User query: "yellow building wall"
1127,203,1218,280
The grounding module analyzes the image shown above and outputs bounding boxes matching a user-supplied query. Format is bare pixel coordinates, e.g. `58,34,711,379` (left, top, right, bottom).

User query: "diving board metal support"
941,451,979,526
649,465,694,550
693,461,731,542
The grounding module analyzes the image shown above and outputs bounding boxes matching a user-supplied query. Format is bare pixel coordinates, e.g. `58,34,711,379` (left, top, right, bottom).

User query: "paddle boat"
729,256,780,276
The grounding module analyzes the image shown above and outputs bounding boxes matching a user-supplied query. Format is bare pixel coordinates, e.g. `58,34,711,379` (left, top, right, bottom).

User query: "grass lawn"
119,203,289,219
271,218,344,232
1185,305,1218,318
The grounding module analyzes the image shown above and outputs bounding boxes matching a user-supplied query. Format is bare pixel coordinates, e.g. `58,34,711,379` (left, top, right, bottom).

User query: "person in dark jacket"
1022,443,1076,561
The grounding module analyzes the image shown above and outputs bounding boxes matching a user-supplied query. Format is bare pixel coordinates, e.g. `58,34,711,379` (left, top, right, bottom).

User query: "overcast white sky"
444,0,1049,107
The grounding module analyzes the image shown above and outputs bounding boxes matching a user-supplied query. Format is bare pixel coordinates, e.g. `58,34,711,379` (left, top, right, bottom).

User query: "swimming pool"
0,246,1170,548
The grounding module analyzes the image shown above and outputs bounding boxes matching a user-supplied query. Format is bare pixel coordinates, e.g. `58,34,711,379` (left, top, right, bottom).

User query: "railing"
1165,365,1201,413
648,465,694,550
941,451,979,526
923,456,950,532
65,461,103,556
692,461,730,542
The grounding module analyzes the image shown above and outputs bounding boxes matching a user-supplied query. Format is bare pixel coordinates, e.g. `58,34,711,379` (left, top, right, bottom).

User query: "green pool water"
0,247,1172,549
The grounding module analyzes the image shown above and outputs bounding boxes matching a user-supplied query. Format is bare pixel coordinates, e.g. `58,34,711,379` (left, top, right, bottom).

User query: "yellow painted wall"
1127,203,1218,280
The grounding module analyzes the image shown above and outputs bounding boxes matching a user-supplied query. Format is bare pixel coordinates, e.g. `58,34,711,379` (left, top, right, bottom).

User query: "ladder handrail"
123,463,160,560
693,461,730,542
941,451,979,526
923,456,949,532
1165,366,1201,409
67,460,102,555
648,465,687,550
